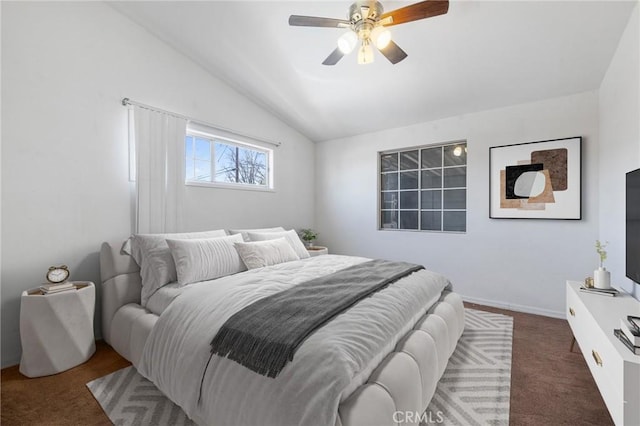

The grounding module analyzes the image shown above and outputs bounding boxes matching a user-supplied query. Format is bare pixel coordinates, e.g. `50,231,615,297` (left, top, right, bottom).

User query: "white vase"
594,267,611,289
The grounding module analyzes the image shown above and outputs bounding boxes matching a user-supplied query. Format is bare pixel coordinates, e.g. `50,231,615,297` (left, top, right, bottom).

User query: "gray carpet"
87,308,513,425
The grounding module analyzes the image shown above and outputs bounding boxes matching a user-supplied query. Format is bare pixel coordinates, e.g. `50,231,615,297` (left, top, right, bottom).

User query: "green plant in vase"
595,240,608,268
299,229,319,248
594,240,611,289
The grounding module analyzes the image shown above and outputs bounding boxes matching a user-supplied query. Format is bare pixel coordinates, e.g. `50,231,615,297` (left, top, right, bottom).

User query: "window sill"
185,181,275,193
378,228,466,234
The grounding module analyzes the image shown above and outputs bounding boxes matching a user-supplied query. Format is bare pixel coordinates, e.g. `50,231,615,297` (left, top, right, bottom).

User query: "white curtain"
132,106,188,234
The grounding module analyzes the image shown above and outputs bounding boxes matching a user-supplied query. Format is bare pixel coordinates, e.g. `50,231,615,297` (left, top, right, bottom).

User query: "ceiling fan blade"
289,15,350,28
322,47,345,65
378,41,408,64
380,0,449,27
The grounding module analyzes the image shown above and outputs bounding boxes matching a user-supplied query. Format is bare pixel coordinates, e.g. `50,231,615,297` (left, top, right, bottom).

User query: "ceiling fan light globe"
337,32,358,54
371,26,391,49
357,42,375,65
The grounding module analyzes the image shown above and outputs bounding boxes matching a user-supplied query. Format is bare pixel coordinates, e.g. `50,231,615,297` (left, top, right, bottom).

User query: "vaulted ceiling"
110,1,637,142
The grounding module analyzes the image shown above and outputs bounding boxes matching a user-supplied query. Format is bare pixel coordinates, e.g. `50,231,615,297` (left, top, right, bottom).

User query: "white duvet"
138,255,451,426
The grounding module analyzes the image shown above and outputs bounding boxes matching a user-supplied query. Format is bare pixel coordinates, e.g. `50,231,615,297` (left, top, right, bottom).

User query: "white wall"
598,3,640,299
1,2,315,367
316,92,600,317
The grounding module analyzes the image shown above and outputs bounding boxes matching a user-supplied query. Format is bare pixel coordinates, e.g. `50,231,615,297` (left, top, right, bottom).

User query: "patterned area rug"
87,308,512,426
424,309,513,425
87,365,195,426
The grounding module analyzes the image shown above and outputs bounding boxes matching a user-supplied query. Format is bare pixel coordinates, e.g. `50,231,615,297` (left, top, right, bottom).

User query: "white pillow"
167,234,247,286
129,229,227,266
129,229,227,306
140,247,177,306
227,227,285,242
246,229,310,259
234,238,300,270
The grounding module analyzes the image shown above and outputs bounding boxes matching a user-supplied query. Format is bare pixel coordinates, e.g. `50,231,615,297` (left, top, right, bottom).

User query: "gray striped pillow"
246,230,310,259
167,234,246,286
234,238,300,269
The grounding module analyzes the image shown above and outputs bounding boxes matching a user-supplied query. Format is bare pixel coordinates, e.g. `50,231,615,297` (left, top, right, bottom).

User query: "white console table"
566,281,640,425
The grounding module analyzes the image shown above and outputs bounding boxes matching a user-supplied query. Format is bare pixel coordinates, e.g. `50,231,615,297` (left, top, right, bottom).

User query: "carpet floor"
1,303,613,425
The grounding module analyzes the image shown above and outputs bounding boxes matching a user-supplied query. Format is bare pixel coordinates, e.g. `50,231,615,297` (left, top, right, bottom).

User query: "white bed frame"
100,241,465,426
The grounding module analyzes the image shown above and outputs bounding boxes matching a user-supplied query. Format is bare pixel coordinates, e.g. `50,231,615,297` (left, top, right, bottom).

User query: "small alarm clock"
46,265,70,284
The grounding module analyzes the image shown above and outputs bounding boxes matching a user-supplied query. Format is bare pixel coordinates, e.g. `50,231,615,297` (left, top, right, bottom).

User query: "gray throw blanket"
209,259,424,378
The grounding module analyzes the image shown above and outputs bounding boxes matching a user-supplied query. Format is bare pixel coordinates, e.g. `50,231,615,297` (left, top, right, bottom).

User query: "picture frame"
489,136,582,219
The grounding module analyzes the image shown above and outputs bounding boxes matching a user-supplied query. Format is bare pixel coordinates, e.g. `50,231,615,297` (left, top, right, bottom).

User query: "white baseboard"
461,295,565,319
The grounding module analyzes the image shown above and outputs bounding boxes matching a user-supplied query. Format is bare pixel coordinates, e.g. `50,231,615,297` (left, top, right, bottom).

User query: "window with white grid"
379,141,467,232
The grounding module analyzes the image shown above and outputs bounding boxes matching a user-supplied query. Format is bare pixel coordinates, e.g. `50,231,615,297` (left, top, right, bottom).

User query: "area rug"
423,308,513,425
87,308,513,426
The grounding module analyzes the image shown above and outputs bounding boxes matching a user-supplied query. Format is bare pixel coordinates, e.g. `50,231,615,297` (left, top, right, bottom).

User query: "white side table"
307,246,328,257
19,281,96,378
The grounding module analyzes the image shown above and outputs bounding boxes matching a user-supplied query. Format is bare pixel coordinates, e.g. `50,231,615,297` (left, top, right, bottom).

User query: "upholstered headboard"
99,241,141,344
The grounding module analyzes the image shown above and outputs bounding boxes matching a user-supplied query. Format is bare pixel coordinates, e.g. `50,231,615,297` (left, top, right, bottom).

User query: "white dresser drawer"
579,325,624,425
566,281,640,426
567,289,624,424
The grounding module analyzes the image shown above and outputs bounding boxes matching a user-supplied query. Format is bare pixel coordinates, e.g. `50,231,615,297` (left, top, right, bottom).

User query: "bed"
99,231,464,426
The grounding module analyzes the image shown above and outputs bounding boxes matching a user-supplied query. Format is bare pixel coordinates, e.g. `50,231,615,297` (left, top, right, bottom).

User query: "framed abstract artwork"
489,137,582,219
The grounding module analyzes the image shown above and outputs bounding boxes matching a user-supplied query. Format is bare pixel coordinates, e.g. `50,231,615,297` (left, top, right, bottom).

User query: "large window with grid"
379,141,467,232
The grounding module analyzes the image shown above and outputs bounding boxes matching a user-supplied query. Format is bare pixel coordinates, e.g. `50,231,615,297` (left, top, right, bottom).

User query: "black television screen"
627,168,640,284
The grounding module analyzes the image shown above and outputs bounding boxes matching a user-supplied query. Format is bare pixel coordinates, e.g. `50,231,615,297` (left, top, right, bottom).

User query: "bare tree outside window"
185,134,271,189
215,143,267,185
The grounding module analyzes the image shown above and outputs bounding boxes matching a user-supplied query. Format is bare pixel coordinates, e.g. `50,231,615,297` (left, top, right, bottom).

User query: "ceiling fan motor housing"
349,1,384,40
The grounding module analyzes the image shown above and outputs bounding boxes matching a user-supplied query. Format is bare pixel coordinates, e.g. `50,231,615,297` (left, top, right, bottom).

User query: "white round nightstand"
306,246,328,257
19,281,96,378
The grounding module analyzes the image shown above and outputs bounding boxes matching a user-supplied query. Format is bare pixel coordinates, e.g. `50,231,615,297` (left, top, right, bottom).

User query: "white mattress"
145,282,185,316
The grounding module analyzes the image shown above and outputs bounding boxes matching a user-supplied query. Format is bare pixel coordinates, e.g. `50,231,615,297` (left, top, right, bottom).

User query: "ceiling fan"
289,0,449,66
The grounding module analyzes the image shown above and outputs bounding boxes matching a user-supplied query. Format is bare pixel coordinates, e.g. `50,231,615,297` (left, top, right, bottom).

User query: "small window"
379,141,467,232
185,132,272,190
